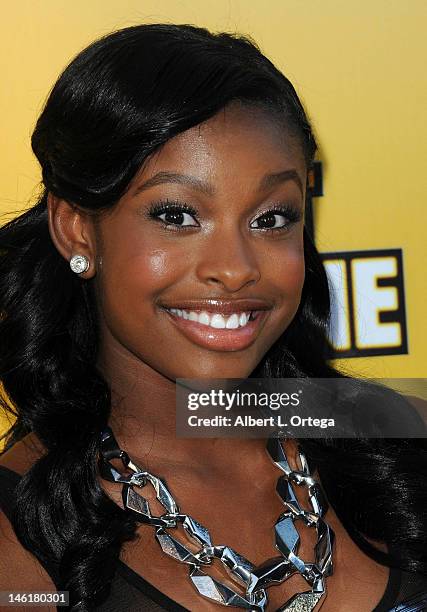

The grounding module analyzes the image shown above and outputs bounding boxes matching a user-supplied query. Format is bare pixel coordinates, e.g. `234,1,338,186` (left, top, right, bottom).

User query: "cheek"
94,228,187,342
281,253,305,296
100,247,182,313
272,235,305,287
270,242,305,322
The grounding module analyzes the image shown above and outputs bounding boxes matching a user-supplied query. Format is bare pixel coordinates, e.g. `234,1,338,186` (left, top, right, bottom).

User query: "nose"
195,226,261,292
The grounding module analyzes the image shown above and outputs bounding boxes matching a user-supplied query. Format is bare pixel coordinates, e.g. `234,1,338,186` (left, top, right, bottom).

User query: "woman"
0,24,426,612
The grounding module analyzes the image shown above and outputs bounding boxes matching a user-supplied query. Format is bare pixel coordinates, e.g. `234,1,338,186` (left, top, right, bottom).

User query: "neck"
97,323,300,476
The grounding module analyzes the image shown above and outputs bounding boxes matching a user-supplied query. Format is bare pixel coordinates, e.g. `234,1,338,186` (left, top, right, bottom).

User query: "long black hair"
0,24,425,610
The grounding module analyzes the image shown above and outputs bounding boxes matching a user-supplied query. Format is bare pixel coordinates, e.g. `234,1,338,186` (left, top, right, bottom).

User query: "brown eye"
252,211,287,229
250,204,302,232
147,200,200,229
158,209,198,226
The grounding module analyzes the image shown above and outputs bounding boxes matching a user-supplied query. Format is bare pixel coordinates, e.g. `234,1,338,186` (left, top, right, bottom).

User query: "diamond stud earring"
69,254,90,274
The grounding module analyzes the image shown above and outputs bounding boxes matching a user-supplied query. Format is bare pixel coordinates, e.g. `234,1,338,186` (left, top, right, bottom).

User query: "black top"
0,465,426,612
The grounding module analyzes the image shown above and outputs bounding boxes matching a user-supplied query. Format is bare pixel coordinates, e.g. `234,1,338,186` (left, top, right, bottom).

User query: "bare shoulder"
0,509,57,594
0,431,47,476
0,432,56,604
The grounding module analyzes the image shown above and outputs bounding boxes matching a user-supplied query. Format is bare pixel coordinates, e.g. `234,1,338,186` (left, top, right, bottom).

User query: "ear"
47,193,97,279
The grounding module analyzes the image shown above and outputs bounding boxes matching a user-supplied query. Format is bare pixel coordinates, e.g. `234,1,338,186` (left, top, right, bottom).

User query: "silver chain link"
99,428,334,611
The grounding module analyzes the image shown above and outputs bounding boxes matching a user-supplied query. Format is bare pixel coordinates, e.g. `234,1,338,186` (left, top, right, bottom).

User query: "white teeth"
210,313,227,328
167,308,252,329
226,313,240,329
198,312,210,326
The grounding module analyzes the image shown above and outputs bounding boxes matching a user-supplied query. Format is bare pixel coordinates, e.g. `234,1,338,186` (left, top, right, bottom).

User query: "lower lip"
161,309,269,351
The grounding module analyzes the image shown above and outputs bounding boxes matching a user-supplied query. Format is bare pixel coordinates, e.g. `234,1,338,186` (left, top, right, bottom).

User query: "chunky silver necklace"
99,427,334,612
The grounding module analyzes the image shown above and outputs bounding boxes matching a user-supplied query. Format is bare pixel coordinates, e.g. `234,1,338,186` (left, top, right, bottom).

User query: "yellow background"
1,1,426,438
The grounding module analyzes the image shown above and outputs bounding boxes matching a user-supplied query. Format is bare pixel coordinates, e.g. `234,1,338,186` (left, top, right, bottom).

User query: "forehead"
136,104,307,194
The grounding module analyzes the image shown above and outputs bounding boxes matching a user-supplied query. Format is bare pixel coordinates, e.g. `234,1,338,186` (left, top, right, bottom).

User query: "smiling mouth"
161,307,269,352
165,307,257,329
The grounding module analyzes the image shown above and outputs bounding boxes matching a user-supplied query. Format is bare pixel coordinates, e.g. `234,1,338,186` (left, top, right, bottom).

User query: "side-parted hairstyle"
0,24,425,610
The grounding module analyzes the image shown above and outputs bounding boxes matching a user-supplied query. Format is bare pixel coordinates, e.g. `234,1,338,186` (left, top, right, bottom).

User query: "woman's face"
93,104,306,380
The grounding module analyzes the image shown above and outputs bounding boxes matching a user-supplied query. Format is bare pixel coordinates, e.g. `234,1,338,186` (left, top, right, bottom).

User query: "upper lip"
159,298,273,315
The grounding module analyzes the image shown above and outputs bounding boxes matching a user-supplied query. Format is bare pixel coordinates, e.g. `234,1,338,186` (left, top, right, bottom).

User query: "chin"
169,359,256,381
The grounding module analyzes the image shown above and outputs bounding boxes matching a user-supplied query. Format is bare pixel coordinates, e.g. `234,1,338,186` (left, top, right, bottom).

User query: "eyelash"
147,199,302,233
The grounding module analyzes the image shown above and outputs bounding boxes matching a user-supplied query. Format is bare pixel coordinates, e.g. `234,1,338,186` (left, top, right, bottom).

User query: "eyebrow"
133,169,304,198
134,172,214,197
259,170,304,197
